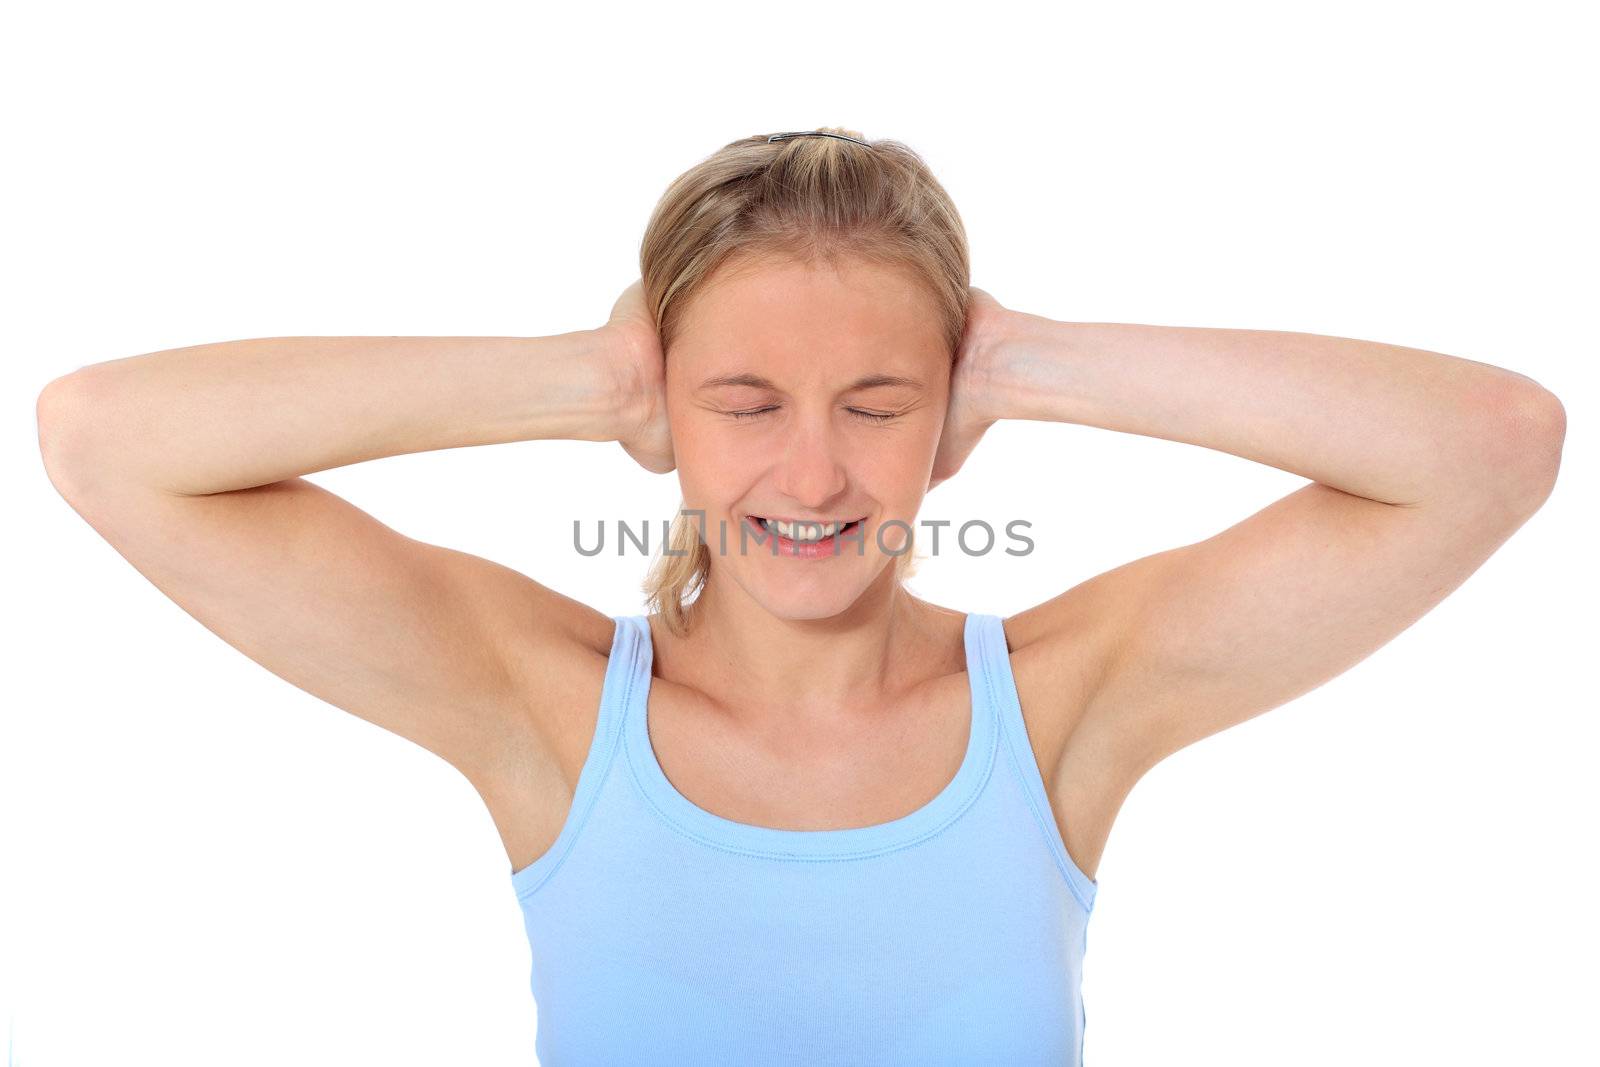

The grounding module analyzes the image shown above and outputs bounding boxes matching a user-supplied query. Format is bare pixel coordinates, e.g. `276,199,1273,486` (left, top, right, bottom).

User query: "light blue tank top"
510,612,1099,1065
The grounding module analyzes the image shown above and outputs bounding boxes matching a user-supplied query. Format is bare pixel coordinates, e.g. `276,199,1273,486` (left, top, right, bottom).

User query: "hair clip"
767,130,872,148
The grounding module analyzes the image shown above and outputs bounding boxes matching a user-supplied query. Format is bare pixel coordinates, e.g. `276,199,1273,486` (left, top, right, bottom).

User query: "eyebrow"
697,372,925,392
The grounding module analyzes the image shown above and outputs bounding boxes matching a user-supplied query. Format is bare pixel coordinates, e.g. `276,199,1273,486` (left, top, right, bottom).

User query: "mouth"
741,514,868,557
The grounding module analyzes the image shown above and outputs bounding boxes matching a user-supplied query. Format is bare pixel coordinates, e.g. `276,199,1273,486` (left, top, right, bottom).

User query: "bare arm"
975,306,1566,803
35,325,648,788
40,332,629,496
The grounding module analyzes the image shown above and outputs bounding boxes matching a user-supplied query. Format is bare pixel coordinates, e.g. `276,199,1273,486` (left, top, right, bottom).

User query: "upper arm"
1012,382,1565,788
37,376,608,789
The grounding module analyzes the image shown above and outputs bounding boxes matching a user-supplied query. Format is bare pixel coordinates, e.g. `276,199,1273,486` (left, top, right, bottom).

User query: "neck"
668,568,939,731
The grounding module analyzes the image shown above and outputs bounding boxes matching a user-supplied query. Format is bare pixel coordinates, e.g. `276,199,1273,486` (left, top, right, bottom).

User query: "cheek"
878,419,942,470
854,432,940,504
671,424,761,502
667,411,728,463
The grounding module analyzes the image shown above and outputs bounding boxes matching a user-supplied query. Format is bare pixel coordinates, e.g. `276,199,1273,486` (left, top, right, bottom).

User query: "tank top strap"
509,614,647,900
969,612,1099,912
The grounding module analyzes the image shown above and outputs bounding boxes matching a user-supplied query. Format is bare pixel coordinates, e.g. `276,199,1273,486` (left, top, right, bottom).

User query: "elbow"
36,370,109,501
1469,378,1566,516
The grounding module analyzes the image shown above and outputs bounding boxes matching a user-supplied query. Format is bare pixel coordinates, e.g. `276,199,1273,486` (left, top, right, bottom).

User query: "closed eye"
726,406,901,423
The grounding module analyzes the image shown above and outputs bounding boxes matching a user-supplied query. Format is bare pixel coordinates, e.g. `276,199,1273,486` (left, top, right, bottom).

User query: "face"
665,254,951,620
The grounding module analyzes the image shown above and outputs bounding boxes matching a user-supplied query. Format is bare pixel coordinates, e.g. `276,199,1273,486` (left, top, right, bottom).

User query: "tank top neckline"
621,612,1003,861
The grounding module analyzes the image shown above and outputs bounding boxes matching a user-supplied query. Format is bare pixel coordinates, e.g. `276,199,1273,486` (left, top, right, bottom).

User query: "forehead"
671,255,947,372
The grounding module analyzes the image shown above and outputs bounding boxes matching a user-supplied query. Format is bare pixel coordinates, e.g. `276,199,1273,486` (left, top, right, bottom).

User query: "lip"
744,513,867,527
739,513,868,560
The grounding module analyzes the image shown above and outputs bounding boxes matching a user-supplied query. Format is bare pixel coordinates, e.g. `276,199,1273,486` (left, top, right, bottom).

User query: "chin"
744,557,897,622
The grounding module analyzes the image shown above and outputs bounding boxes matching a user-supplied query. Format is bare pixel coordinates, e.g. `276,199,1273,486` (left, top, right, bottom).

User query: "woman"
35,128,1566,1065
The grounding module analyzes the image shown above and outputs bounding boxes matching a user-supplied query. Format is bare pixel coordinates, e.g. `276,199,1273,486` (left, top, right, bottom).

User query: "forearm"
38,329,627,497
977,313,1564,508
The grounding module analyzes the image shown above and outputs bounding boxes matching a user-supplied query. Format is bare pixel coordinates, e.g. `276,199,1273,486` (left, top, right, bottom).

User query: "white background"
4,2,1595,1064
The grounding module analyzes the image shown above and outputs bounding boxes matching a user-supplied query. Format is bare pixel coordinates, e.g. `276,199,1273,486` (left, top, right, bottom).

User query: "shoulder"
486,592,622,777
999,590,1129,775
1000,554,1150,718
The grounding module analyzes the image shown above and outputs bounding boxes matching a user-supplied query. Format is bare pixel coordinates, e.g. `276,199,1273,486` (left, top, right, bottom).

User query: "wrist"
961,305,1036,425
970,308,1071,424
593,322,665,445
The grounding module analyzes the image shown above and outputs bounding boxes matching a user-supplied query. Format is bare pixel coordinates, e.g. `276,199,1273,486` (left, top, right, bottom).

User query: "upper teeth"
760,517,852,542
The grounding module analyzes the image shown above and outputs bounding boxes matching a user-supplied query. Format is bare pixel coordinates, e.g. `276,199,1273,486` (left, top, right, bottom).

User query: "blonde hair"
638,127,972,636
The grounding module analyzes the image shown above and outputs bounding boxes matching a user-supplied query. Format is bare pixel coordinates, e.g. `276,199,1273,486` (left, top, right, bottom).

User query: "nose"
772,407,849,507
